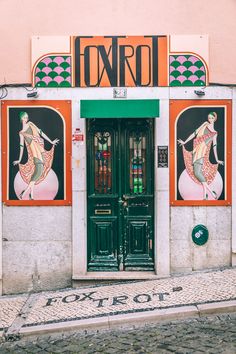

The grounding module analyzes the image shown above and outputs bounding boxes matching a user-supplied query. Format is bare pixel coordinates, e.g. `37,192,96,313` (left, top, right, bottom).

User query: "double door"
87,118,154,271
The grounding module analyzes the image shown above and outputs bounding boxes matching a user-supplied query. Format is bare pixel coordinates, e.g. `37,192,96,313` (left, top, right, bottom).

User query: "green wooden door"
87,118,154,271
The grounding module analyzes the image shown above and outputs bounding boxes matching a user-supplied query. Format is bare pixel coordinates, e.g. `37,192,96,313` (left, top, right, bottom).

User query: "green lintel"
80,99,159,118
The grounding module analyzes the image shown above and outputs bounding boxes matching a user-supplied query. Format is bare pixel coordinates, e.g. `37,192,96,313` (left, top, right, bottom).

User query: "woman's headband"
209,111,217,120
19,111,28,121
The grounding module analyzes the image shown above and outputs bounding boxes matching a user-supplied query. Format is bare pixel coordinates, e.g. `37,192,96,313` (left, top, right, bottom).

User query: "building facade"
0,1,236,295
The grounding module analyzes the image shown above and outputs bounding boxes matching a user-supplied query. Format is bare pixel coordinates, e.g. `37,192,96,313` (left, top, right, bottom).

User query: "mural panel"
169,55,206,87
32,35,208,88
170,100,232,206
35,56,72,87
1,100,72,206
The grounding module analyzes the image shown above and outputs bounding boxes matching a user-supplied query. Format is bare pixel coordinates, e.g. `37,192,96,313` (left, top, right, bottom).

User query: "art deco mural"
170,100,232,206
1,100,72,206
34,56,72,87
31,35,209,88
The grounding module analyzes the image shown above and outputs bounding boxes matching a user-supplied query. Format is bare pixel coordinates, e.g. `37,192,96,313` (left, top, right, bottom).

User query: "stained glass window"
129,132,146,194
94,131,112,194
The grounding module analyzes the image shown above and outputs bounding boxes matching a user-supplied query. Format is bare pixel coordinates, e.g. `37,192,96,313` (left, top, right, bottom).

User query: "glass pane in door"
129,132,146,194
94,131,112,194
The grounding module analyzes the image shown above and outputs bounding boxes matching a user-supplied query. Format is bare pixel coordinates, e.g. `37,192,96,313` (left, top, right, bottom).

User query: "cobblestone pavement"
0,313,236,353
1,268,236,332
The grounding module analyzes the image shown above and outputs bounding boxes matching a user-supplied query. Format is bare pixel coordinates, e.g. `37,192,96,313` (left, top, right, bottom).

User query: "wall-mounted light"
27,91,38,98
194,89,205,97
23,85,38,98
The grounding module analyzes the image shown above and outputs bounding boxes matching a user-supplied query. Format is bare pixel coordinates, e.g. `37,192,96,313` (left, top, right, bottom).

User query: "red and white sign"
72,128,84,142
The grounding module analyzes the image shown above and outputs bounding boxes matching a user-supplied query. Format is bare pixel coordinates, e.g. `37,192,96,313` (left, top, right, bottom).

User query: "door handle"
122,194,136,200
118,198,128,207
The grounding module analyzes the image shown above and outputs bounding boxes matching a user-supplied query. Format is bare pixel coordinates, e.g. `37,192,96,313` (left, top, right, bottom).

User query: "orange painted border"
1,100,72,206
158,36,168,86
170,100,232,206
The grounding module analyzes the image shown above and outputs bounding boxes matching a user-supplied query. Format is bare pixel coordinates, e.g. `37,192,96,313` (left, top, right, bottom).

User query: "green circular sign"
192,225,209,246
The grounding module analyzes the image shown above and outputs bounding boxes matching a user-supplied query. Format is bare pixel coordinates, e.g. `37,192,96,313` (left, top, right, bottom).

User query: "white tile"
171,207,193,240
3,241,72,294
156,191,170,276
72,191,87,277
170,239,192,271
3,206,72,241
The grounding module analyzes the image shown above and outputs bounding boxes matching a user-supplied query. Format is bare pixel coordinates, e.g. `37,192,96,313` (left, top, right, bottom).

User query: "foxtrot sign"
32,35,209,88
74,36,167,87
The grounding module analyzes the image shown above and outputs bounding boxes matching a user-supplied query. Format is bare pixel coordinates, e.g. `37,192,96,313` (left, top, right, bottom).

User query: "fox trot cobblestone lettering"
45,288,182,308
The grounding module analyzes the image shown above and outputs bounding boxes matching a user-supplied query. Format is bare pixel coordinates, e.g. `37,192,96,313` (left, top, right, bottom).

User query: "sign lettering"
44,287,182,309
74,36,168,87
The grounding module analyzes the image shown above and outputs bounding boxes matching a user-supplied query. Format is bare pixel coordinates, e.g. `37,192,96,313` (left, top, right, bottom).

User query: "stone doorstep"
72,267,236,281
72,271,160,280
18,301,236,338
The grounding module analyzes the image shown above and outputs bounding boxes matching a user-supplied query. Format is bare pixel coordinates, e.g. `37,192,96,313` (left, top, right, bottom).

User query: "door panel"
87,118,154,271
88,216,118,271
124,216,154,270
124,213,154,270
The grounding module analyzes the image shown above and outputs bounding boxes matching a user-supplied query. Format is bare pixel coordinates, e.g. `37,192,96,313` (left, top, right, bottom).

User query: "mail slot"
95,209,111,215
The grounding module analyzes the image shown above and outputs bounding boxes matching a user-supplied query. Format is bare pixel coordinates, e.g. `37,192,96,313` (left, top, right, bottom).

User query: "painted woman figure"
177,112,223,200
13,111,59,200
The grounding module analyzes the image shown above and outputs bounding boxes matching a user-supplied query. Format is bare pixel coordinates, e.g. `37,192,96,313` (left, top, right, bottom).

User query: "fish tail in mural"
13,111,60,200
182,143,218,186
19,142,55,186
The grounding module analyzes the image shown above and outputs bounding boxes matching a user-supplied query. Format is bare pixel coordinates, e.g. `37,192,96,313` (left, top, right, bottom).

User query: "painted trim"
80,99,159,118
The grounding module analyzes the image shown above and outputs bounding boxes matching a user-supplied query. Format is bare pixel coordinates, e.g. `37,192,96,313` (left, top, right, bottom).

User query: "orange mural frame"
1,100,72,206
170,100,232,206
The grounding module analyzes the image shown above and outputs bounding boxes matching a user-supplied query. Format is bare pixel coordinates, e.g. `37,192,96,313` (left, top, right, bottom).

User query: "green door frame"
83,99,159,272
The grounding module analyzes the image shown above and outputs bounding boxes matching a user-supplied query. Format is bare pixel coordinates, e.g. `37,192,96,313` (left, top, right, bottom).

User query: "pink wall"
0,0,236,85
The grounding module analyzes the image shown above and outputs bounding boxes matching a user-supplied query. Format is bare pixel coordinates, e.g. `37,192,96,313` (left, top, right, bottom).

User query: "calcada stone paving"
0,268,235,333
24,268,236,326
0,296,28,330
